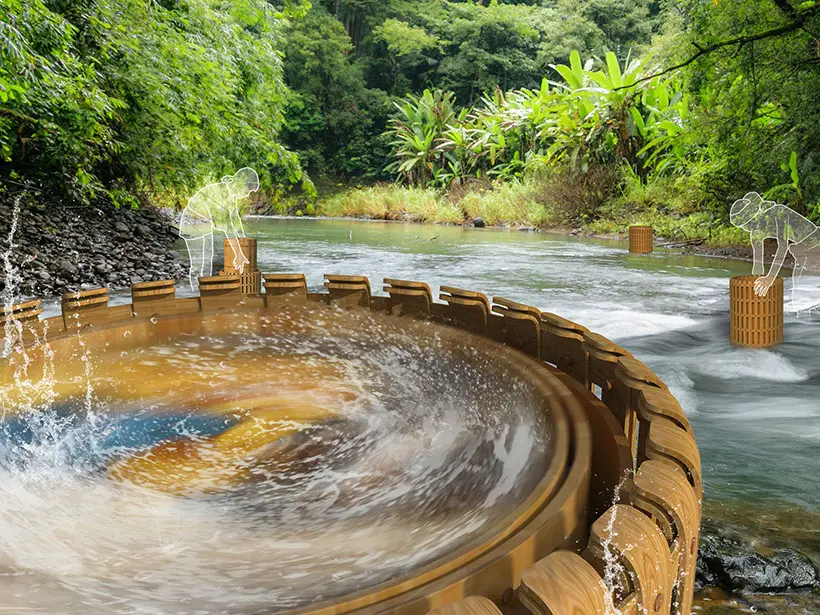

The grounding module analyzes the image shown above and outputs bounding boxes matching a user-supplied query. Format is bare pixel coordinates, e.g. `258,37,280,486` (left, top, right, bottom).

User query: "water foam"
695,349,809,382
0,311,553,613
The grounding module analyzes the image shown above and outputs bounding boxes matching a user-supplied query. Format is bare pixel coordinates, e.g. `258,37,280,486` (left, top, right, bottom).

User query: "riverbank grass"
316,178,746,246
317,182,562,228
318,186,462,223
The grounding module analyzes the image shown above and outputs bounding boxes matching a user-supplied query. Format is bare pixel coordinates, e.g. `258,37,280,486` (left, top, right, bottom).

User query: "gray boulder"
56,258,79,278
697,534,818,593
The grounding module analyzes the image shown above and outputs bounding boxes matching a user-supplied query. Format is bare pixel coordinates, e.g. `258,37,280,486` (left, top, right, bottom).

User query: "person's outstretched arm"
227,206,249,272
751,234,765,275
754,210,790,296
230,203,247,239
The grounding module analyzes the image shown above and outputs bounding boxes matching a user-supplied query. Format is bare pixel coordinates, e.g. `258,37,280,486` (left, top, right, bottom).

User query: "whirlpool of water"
0,308,553,614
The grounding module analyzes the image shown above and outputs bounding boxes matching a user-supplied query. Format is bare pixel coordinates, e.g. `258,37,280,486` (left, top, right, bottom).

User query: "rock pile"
0,197,187,300
697,533,818,594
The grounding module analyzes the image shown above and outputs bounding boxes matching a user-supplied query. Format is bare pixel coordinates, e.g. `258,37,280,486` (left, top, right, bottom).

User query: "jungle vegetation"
1,0,818,239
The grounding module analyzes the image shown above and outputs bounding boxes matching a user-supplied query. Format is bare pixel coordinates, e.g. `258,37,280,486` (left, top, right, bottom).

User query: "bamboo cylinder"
730,276,784,348
220,237,261,295
629,226,654,254
222,237,258,274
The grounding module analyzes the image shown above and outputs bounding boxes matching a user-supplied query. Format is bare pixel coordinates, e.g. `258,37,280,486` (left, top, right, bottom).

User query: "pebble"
0,197,186,301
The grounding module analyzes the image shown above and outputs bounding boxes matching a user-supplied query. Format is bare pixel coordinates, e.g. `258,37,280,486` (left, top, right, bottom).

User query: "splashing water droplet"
123,331,132,338
150,317,158,324
601,470,631,615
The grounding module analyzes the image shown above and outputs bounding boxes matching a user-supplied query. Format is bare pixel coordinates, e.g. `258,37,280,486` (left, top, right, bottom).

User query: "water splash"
2,194,24,359
601,469,632,615
0,309,553,613
0,196,59,420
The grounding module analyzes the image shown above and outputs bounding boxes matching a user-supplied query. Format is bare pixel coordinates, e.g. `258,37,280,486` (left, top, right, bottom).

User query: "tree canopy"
0,0,306,206
1,0,817,220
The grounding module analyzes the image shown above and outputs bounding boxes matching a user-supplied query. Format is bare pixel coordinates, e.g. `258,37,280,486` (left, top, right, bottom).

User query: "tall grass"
314,169,748,246
317,185,462,223
458,181,560,227
317,180,562,227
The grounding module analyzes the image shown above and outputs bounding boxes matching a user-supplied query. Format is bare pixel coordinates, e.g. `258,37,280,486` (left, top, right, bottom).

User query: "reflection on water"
0,308,551,613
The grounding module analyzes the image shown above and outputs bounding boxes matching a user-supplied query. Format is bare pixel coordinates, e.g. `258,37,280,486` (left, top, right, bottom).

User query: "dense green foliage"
1,0,818,233
385,52,688,188
0,0,308,206
373,0,819,227
669,0,820,219
281,0,662,182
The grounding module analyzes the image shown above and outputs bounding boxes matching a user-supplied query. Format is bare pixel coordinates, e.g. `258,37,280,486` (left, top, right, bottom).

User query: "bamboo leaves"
386,50,690,188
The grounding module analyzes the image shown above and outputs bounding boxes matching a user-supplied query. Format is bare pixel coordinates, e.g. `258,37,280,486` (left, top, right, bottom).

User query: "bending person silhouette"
730,192,819,307
179,168,260,291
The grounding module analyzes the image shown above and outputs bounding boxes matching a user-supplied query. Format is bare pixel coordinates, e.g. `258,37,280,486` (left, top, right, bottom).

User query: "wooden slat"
492,296,542,319
198,276,242,311
635,387,695,471
589,505,672,615
614,356,669,463
583,331,625,354
0,299,45,340
632,460,701,615
438,286,490,334
646,418,703,499
324,274,371,308
638,387,693,435
0,300,43,326
540,313,588,385
541,312,589,335
427,597,502,615
61,287,112,328
198,275,241,290
616,356,667,390
520,551,607,615
264,273,308,304
384,278,432,317
439,286,490,305
131,280,176,318
492,297,541,359
581,332,631,419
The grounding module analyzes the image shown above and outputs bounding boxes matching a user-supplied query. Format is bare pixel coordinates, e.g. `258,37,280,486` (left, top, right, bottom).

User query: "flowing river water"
1,215,818,614
244,217,819,512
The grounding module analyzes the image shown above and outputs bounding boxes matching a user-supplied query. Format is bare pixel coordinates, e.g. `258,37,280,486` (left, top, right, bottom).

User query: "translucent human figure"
730,192,820,311
179,168,260,291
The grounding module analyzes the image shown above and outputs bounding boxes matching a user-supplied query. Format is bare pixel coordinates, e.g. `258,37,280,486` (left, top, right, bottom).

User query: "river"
242,217,820,514
1,215,816,614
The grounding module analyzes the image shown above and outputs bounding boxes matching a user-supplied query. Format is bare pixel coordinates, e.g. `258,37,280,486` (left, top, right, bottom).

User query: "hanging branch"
772,0,798,20
614,3,818,90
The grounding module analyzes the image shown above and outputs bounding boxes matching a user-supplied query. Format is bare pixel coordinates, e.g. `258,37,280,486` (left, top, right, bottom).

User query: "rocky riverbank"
695,501,819,614
0,194,186,302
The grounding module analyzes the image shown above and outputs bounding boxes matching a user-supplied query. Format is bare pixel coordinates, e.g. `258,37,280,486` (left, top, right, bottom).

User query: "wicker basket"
629,226,654,254
730,275,784,347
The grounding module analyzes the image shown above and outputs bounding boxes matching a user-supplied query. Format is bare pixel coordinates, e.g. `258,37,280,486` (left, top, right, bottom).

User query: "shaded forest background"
1,0,819,239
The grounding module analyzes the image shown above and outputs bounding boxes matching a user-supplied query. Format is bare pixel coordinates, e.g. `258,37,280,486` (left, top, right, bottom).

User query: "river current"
1,216,817,614
242,217,819,510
